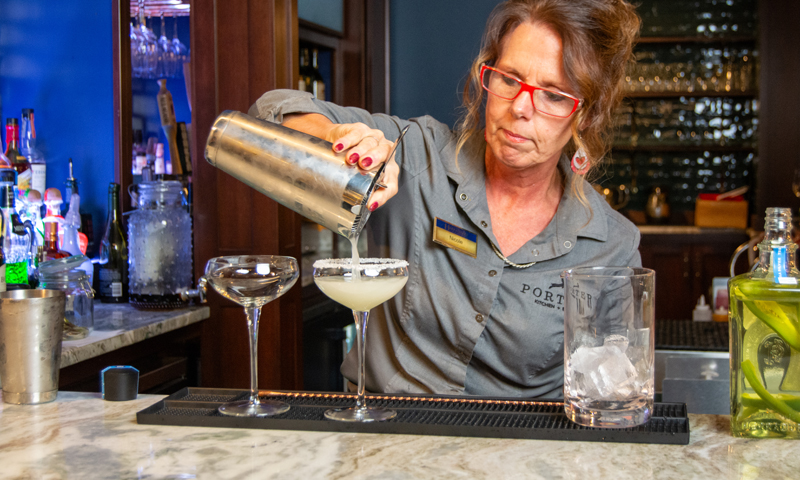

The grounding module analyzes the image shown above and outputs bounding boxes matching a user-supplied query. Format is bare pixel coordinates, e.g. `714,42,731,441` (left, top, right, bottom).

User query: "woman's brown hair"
455,0,640,206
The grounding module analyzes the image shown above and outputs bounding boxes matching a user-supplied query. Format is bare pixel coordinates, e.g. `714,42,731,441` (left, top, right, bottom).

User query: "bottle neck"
5,124,19,153
756,208,799,281
108,190,120,222
44,222,58,249
20,115,35,151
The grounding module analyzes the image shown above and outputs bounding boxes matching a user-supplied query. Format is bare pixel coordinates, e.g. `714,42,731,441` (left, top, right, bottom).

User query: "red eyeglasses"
480,65,583,118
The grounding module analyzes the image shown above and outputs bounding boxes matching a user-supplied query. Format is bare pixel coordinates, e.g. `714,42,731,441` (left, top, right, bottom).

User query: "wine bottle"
97,183,128,303
20,109,46,196
5,119,31,191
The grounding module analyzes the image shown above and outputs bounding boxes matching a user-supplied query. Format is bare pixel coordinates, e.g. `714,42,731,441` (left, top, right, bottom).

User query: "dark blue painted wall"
0,0,113,245
389,0,501,127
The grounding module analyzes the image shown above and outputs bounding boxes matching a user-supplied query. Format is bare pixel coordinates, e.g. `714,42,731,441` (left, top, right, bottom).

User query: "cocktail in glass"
313,258,409,422
205,255,299,417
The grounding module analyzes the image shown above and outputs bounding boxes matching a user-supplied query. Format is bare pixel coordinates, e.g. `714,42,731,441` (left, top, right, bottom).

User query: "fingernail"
369,202,379,212
362,157,373,168
335,143,344,152
349,153,360,164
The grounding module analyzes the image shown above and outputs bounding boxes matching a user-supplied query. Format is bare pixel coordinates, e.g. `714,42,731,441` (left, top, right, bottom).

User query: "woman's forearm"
282,112,336,141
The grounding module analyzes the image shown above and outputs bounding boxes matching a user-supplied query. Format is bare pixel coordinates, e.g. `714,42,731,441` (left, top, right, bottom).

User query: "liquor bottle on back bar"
97,183,128,303
5,119,31,191
0,184,32,286
20,109,46,196
729,207,800,439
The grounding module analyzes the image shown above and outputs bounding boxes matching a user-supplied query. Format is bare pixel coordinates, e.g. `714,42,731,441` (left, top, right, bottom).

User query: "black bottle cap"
101,366,139,401
22,108,33,116
6,118,18,126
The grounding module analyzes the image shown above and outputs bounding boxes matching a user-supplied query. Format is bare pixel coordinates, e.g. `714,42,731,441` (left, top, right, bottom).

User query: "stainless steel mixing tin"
205,110,386,239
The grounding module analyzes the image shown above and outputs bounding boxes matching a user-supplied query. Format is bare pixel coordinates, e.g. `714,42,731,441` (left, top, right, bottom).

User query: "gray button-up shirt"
252,90,642,399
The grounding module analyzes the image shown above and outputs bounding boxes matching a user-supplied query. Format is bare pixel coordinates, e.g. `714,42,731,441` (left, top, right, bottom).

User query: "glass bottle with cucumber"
729,207,800,439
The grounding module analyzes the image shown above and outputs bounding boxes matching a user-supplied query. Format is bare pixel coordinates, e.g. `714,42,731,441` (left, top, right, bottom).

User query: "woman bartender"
251,0,642,398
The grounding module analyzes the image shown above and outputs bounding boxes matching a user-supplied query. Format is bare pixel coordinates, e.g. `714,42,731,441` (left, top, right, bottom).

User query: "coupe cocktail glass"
205,255,299,417
313,258,409,422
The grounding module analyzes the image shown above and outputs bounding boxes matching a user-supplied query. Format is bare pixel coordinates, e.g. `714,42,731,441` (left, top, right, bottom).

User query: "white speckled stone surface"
60,304,210,368
1,391,798,479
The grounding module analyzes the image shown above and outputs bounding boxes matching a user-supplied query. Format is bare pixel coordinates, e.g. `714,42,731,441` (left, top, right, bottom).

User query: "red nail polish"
369,202,379,212
362,157,373,168
349,153,360,164
335,143,344,152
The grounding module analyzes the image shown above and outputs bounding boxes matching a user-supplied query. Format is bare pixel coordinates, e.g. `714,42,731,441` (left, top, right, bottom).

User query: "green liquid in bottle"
729,208,800,439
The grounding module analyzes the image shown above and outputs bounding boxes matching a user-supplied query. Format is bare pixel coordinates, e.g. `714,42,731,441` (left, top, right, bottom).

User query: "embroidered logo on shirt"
432,217,478,258
520,278,565,311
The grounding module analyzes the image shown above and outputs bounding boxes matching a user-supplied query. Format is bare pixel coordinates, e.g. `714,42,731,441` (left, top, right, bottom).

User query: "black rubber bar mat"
656,319,729,351
136,388,690,445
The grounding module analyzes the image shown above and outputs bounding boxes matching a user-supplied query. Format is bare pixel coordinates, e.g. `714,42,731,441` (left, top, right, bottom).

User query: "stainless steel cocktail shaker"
204,110,382,239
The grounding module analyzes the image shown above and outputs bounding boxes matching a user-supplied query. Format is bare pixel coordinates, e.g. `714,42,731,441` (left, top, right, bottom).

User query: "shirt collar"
446,136,609,263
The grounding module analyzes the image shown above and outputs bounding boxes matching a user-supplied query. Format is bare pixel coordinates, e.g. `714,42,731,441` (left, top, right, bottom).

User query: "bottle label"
16,168,31,191
6,261,26,285
99,267,124,297
31,164,46,195
0,264,6,292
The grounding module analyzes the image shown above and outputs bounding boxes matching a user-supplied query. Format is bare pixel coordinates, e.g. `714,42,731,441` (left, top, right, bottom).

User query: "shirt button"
475,313,484,323
481,220,488,228
460,193,468,201
564,240,572,249
488,270,497,277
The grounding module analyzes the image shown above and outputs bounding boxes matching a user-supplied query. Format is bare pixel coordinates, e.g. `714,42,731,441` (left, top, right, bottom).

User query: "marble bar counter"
60,304,210,368
1,392,798,480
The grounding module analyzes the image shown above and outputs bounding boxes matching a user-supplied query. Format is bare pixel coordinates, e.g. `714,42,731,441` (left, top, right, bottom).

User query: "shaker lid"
39,255,90,275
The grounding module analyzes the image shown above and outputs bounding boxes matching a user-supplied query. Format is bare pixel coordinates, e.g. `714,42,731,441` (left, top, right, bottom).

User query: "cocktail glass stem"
245,305,261,407
353,310,369,412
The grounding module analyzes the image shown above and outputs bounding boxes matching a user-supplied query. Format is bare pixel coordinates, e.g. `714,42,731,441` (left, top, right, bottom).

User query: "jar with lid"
38,255,94,340
128,180,192,309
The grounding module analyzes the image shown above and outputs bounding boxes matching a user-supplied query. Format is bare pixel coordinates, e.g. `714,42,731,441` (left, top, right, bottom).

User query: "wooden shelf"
636,35,757,44
612,144,757,153
624,90,757,99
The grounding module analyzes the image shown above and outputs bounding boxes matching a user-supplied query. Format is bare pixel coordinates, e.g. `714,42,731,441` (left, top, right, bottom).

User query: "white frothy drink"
314,274,408,311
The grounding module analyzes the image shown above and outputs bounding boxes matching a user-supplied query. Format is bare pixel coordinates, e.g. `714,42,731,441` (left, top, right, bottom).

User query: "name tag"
432,217,478,258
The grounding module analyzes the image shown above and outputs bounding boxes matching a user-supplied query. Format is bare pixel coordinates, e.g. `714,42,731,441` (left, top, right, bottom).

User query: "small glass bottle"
97,183,128,303
729,207,800,439
43,221,69,261
5,118,31,191
20,109,46,197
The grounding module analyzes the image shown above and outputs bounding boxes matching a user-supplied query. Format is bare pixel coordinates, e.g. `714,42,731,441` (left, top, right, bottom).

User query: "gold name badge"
432,217,478,258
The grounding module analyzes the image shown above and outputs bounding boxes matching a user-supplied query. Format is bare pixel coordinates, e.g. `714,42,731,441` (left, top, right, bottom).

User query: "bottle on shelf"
61,159,90,255
0,184,33,286
61,191,92,282
155,142,165,175
132,129,147,179
97,183,128,303
20,109,46,197
42,220,69,261
729,207,800,439
310,48,326,101
5,118,31,191
298,47,326,101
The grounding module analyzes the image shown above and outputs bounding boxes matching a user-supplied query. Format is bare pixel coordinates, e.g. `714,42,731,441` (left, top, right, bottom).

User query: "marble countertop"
60,304,210,368
1,391,798,479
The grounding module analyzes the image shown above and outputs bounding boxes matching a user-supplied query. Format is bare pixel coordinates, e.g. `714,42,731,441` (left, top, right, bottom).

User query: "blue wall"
0,0,114,250
389,0,501,127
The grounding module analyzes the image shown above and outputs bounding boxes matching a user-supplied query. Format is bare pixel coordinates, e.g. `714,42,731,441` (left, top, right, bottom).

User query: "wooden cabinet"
639,228,749,320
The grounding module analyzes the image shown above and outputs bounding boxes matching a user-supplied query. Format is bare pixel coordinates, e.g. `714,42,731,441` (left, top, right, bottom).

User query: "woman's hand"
326,123,400,212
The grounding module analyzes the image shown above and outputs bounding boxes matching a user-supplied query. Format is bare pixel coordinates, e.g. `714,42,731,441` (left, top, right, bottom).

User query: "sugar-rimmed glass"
205,255,299,417
313,258,409,422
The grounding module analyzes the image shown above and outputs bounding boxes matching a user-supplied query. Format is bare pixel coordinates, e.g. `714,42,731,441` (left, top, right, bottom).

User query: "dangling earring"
571,145,589,175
